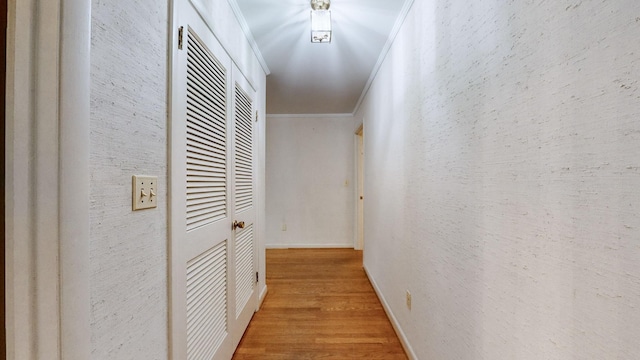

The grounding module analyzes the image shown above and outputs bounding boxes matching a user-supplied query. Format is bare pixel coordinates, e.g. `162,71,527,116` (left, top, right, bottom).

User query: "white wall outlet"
406,290,412,310
282,224,287,231
132,175,158,210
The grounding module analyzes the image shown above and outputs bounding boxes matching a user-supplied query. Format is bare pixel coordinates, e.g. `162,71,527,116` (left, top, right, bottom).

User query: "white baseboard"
364,265,418,360
265,243,354,249
257,285,268,311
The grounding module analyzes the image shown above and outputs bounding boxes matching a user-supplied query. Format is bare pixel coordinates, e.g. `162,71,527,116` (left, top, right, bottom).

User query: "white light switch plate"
132,175,158,210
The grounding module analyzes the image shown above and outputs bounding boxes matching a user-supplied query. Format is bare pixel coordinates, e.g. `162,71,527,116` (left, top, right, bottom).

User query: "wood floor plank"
232,249,408,360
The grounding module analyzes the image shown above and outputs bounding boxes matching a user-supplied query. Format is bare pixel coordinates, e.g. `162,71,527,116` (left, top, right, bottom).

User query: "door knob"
232,220,245,230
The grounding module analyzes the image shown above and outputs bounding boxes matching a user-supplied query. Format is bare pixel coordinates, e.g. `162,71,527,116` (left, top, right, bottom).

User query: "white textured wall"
266,116,355,248
90,1,169,358
359,1,640,359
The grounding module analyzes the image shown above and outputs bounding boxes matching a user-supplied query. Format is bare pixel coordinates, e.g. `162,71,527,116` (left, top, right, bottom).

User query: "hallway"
6,0,640,358
232,249,407,359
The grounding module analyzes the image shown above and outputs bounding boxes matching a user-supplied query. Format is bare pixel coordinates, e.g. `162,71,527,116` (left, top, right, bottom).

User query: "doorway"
355,124,364,250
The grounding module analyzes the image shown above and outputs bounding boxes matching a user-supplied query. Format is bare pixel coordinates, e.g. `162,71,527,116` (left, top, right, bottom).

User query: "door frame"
0,0,7,360
354,124,364,250
5,0,90,358
1,0,7,356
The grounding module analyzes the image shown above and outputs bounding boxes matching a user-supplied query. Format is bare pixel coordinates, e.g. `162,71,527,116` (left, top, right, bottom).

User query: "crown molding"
227,0,271,75
352,0,415,114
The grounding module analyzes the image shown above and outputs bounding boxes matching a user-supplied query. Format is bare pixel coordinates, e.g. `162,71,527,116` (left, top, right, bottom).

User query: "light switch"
132,175,158,210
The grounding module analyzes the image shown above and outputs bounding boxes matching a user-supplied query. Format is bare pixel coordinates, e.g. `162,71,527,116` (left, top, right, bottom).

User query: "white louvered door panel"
234,85,253,214
186,28,227,232
235,224,253,317
228,68,258,348
184,28,233,360
170,2,236,359
186,242,227,359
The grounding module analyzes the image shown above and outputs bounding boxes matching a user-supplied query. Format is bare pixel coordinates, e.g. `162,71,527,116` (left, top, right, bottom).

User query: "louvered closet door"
170,2,237,359
228,67,258,347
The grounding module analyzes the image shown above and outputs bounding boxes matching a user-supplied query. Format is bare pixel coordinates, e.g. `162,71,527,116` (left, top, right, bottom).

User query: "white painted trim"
254,65,268,319
353,131,364,251
6,0,75,358
267,113,354,119
168,2,180,359
169,1,197,357
266,244,354,249
257,285,268,310
364,265,418,360
353,134,359,250
5,2,40,357
352,0,416,115
58,0,92,359
227,0,271,75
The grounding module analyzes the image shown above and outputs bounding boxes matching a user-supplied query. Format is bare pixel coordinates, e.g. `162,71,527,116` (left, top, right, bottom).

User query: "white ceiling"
234,0,410,115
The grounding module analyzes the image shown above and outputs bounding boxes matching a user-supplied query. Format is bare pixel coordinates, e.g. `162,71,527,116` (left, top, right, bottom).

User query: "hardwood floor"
232,249,408,360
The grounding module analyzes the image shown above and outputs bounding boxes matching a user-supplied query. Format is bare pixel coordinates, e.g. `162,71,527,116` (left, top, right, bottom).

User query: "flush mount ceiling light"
310,0,330,10
310,0,331,43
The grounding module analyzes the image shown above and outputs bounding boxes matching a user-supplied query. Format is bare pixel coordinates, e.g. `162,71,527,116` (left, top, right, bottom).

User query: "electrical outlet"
282,224,287,231
132,175,158,210
406,290,412,310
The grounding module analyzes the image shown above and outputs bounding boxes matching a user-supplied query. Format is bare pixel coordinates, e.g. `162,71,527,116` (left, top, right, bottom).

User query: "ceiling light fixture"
310,0,331,43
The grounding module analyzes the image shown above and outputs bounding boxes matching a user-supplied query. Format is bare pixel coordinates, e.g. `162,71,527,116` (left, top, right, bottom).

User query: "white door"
229,67,258,347
170,2,257,359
